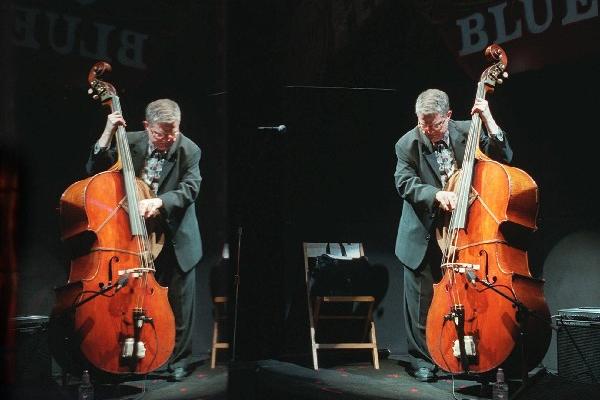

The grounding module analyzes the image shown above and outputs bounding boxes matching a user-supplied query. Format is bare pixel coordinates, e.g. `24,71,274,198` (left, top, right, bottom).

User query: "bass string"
112,97,153,312
442,82,486,306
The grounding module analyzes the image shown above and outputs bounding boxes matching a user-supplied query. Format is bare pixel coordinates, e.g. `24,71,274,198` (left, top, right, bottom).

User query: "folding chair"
210,296,229,368
303,242,379,370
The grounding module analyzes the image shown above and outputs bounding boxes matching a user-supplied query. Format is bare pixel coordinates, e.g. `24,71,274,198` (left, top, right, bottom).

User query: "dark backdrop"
2,0,600,379
227,0,600,371
2,0,228,365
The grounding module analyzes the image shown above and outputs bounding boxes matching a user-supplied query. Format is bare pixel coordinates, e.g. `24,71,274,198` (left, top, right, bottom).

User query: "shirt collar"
436,131,450,147
147,142,158,156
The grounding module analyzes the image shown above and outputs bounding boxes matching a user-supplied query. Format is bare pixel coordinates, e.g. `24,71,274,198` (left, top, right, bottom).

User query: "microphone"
258,124,286,133
465,269,477,286
115,273,130,291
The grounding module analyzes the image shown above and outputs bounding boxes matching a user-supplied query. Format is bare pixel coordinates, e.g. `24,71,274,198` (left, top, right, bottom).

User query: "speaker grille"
557,318,600,384
13,316,52,384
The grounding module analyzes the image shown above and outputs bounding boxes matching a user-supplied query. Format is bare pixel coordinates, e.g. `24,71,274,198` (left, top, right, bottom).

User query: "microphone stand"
50,277,129,380
231,227,242,362
229,124,286,365
467,272,556,400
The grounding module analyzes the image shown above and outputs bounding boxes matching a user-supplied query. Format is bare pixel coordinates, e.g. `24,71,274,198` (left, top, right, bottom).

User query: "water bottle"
492,368,509,400
78,370,94,400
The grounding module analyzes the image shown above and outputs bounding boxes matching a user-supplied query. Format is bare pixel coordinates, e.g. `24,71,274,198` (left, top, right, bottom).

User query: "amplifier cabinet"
557,307,600,384
12,315,52,384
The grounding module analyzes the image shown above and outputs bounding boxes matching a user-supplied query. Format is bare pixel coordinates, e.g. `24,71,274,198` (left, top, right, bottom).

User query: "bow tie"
151,149,167,160
434,140,447,152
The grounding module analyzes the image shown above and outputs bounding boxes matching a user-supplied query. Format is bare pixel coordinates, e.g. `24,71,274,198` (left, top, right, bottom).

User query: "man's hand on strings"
98,111,127,148
138,198,163,218
436,190,457,211
471,98,500,137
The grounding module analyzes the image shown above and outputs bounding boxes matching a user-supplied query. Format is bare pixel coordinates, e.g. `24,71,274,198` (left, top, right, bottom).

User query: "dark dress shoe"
411,367,437,382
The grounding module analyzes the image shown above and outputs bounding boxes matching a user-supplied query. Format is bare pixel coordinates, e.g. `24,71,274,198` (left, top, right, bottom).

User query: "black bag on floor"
309,244,376,298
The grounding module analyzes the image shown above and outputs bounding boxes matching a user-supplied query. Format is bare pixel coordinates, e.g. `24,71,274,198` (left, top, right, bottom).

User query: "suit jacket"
394,120,512,270
87,131,203,272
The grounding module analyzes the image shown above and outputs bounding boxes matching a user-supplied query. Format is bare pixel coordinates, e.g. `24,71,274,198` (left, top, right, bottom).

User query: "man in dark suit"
394,89,512,382
87,98,202,381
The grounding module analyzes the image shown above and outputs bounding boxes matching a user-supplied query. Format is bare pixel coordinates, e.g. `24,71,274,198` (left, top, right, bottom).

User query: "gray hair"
415,89,450,116
145,99,181,124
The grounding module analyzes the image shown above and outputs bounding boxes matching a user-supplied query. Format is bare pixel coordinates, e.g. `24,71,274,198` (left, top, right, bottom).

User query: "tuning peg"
502,72,509,79
497,79,503,84
92,94,99,100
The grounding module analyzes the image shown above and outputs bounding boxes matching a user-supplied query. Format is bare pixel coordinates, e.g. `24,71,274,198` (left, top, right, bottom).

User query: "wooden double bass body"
50,62,175,375
425,45,551,375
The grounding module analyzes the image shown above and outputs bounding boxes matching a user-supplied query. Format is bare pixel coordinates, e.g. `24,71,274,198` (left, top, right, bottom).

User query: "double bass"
50,62,175,375
425,45,551,376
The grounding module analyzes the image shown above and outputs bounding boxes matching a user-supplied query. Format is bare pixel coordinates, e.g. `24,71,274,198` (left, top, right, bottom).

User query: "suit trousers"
154,242,197,371
403,241,442,371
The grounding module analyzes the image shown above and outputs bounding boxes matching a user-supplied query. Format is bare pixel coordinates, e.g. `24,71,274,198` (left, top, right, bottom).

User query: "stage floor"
5,356,598,399
229,356,599,400
3,360,227,400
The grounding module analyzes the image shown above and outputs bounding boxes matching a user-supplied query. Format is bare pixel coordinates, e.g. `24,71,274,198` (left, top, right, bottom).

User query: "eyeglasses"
147,127,179,139
418,116,449,131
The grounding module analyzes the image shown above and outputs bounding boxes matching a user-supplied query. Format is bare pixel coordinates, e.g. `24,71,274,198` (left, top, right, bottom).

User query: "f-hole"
478,249,489,282
108,256,120,285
